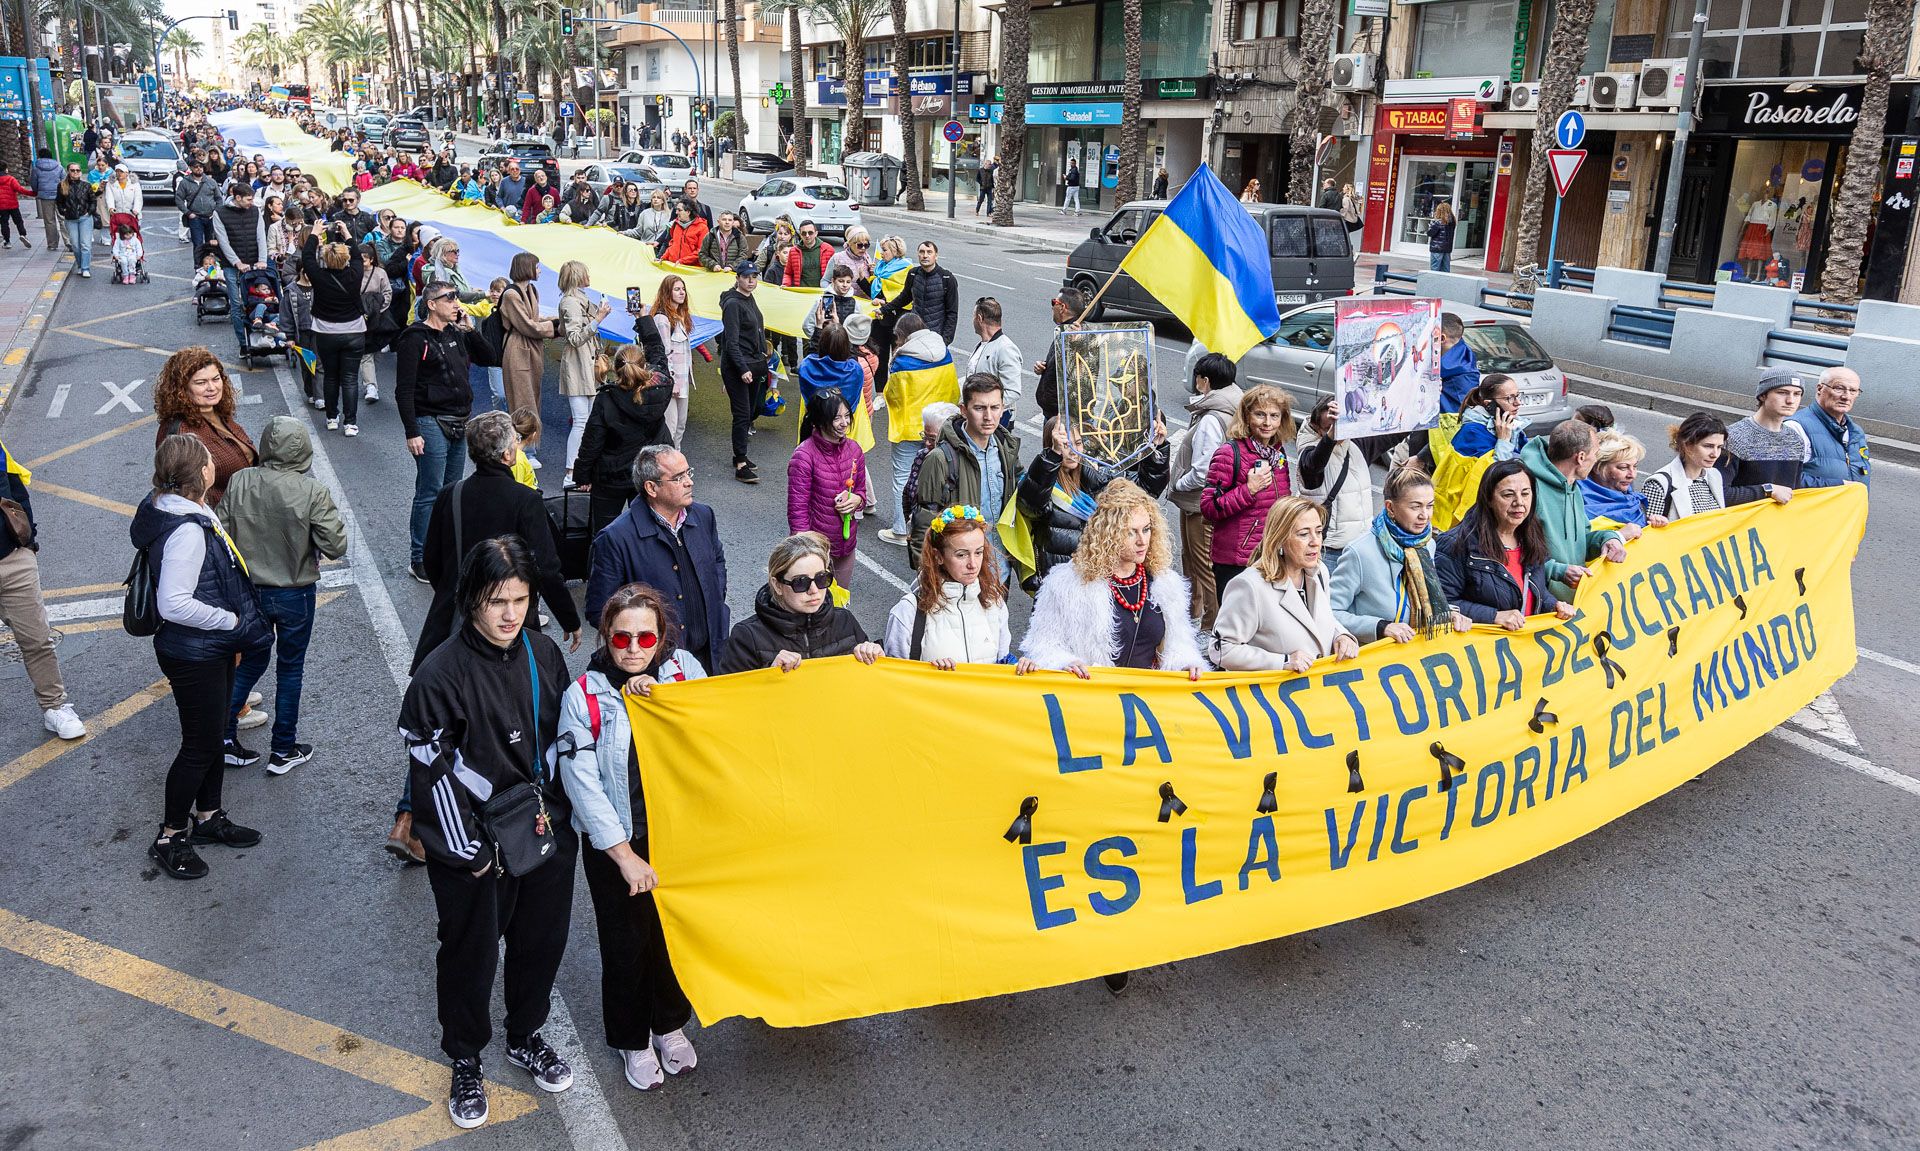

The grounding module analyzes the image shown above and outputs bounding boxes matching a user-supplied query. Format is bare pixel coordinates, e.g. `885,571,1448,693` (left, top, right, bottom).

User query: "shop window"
1666,0,1867,78
1098,0,1213,80
1717,139,1826,281
1234,0,1298,40
1412,0,1520,80
1032,5,1097,83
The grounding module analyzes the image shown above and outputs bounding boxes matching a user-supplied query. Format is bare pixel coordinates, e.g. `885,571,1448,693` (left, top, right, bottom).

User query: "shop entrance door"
1391,156,1496,263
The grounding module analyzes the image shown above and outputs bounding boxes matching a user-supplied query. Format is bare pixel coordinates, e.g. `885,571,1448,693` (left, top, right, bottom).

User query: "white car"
737,177,860,237
119,131,183,201
620,150,692,176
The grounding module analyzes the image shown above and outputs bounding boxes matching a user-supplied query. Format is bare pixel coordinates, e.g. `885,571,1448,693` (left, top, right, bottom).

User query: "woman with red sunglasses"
556,582,705,1093
718,532,881,674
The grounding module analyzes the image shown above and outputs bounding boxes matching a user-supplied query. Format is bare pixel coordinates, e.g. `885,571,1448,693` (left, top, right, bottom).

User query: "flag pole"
1074,265,1124,324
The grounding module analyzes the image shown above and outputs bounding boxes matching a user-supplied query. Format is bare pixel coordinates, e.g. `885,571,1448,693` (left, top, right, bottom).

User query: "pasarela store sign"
1699,83,1864,137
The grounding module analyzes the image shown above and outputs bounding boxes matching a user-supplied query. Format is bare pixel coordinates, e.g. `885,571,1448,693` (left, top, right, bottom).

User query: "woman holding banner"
1436,460,1578,629
884,505,1011,668
1211,496,1359,672
718,532,883,674
1640,414,1731,522
557,583,704,1093
1328,465,1471,646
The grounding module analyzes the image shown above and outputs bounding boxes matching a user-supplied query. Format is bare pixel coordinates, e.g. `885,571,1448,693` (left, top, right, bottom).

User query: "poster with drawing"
1057,323,1158,470
1333,297,1443,439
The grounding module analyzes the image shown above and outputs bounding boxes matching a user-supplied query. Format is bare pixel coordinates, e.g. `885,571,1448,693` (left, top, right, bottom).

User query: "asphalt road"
0,209,1913,1151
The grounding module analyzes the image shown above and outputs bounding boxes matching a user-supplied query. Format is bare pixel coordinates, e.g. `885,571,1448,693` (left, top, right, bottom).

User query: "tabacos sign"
1383,106,1449,133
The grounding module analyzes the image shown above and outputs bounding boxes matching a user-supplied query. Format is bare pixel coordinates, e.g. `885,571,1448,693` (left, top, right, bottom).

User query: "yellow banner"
360,181,843,339
630,486,1866,1027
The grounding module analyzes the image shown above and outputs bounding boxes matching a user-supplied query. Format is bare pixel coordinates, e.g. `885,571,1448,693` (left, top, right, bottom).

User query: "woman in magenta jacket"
787,390,872,590
1200,384,1302,594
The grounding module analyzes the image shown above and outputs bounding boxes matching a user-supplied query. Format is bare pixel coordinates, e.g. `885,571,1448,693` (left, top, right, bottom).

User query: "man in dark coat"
583,444,729,673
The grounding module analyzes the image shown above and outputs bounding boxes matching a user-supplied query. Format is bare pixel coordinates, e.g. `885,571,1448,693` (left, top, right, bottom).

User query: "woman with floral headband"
883,505,1011,668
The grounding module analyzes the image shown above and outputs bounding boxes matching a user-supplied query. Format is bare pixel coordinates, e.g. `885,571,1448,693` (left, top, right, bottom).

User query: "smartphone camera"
626,286,644,314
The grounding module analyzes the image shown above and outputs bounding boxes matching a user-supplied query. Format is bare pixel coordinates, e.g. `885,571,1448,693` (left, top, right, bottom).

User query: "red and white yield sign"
1546,148,1586,197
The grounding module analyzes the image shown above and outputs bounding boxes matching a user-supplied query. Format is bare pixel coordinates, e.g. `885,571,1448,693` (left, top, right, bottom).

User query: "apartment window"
817,43,842,78
1667,0,1868,78
1412,0,1520,78
1235,0,1296,40
1031,5,1097,83
908,36,952,71
1540,0,1617,75
1098,0,1211,79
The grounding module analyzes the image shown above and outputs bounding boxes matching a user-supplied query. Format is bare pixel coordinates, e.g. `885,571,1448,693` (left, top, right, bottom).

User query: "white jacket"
883,581,1011,664
104,173,142,219
557,653,706,851
1210,563,1353,671
1295,425,1373,550
1020,563,1205,672
967,330,1024,405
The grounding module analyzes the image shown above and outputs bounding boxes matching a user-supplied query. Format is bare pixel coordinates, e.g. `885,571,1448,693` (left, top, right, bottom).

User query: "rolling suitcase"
545,487,593,582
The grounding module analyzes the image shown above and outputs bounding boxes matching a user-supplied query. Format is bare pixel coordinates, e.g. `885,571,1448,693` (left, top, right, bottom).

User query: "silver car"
620,150,693,176
1182,301,1573,433
576,161,667,199
119,131,183,201
737,177,860,236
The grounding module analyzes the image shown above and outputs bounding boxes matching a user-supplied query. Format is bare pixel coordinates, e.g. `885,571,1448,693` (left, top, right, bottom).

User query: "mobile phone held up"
626,286,645,314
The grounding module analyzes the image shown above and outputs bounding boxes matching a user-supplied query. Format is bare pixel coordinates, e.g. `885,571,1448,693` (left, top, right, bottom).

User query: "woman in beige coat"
497,251,557,460
1211,495,1360,673
555,259,613,486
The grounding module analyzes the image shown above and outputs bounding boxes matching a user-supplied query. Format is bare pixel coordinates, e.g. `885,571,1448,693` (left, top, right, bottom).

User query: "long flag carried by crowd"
1118,162,1282,361
207,109,354,195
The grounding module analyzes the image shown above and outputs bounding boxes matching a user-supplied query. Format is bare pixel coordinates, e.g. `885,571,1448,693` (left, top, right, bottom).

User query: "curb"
0,256,73,420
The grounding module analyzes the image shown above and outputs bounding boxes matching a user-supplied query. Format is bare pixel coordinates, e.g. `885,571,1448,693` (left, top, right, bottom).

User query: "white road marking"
265,365,632,1151
46,383,69,418
958,273,1020,292
1769,726,1920,799
1859,646,1920,678
1786,690,1860,750
855,547,911,592
94,379,143,415
1009,258,1061,269
45,595,122,623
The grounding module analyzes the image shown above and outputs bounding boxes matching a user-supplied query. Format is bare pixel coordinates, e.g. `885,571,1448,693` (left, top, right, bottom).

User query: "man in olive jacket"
217,416,347,772
909,374,1019,583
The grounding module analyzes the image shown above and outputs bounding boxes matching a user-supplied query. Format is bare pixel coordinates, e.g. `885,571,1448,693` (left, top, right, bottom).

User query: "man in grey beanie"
1718,366,1809,504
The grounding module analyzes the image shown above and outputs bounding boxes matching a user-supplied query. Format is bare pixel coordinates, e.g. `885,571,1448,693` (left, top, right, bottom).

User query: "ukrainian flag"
882,348,958,443
1119,162,1282,361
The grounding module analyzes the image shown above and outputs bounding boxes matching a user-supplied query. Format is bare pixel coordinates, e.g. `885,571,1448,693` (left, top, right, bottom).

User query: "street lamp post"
947,0,958,218
584,15,706,168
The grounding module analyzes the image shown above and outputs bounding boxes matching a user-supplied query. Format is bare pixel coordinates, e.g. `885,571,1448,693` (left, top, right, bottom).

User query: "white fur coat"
1020,563,1206,672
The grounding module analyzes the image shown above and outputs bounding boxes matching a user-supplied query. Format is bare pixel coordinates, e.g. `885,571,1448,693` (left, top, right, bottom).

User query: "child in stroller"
110,217,148,285
241,268,290,358
191,245,229,323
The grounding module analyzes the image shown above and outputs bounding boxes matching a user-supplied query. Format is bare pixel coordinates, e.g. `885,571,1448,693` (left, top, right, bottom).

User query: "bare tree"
890,0,923,209
1819,0,1918,302
1114,0,1143,202
1286,0,1337,205
1511,0,1595,269
991,0,1029,227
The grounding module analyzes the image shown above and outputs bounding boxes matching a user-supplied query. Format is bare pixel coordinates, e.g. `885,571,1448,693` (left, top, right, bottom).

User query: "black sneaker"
149,829,208,880
223,738,261,768
734,461,759,485
448,1058,488,1129
267,744,313,776
506,1032,573,1093
408,562,431,585
189,810,262,848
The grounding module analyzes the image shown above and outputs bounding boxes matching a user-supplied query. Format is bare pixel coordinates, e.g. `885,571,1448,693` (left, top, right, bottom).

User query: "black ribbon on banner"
1430,741,1466,792
1157,781,1188,822
1593,632,1626,689
1667,625,1681,657
1795,567,1806,596
1734,593,1749,620
1257,771,1278,814
1346,750,1365,794
1528,697,1558,734
1003,796,1037,845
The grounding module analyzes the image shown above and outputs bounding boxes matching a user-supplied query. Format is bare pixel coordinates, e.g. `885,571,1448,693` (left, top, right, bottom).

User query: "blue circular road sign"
943,119,964,143
1554,109,1586,150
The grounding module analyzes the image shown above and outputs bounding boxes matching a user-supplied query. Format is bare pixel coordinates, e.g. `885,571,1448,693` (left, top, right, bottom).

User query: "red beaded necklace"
1108,563,1147,618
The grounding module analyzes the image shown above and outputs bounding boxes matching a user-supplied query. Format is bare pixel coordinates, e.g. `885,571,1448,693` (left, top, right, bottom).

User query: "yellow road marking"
0,908,540,1143
3,348,24,365
25,413,157,469
0,678,169,794
41,581,128,598
53,327,258,372
31,480,137,517
39,288,56,299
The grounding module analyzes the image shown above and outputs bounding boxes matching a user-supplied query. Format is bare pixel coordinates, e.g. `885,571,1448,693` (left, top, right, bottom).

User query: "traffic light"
559,6,573,36
226,9,238,29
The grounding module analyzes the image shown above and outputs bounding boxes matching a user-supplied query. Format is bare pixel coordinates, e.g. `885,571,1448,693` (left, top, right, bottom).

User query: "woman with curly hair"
1017,479,1205,681
883,504,1010,668
154,346,256,505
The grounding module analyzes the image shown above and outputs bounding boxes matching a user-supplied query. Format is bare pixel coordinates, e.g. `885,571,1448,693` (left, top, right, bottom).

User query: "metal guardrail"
1791,297,1857,333
1765,328,1846,369
1608,304,1676,349
1548,262,1595,291
1372,264,1418,296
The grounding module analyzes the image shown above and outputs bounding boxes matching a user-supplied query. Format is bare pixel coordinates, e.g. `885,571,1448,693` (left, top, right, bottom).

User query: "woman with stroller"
104,164,142,241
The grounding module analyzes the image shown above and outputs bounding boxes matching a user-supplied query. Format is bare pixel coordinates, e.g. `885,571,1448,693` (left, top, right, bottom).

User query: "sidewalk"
0,237,73,416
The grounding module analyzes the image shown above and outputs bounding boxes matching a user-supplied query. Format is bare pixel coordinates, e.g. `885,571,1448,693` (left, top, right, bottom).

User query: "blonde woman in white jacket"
1211,495,1360,673
883,506,1012,667
1294,396,1373,569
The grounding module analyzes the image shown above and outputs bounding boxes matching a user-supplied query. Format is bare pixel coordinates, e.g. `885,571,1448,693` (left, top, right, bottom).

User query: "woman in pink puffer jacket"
787,390,872,590
1200,384,1302,593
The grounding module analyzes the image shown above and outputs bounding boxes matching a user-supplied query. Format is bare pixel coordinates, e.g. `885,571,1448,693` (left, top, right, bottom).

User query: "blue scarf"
1371,509,1446,629
1372,508,1431,551
1578,477,1648,527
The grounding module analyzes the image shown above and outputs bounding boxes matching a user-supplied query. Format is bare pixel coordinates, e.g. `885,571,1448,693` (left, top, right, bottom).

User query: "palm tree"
889,0,921,208
1819,0,1918,302
1286,0,1337,205
762,0,886,157
723,0,745,151
162,27,201,86
786,6,810,174
1114,0,1143,202
991,0,1030,227
1511,0,1594,271
235,23,283,82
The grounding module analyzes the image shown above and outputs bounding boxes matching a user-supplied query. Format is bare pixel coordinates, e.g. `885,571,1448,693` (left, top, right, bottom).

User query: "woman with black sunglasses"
557,583,705,1093
718,531,882,673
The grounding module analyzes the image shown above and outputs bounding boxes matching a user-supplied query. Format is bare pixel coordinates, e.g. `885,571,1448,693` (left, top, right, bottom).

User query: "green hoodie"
1519,436,1621,601
218,416,347,588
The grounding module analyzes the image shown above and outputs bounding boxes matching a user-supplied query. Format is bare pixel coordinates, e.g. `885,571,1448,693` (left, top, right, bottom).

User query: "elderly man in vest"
1791,367,1869,488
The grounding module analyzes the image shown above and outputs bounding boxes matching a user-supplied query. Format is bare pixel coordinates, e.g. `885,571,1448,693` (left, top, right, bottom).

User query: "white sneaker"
527,455,542,470
343,424,359,437
310,396,325,409
43,705,85,740
246,690,262,709
621,1046,664,1090
326,417,339,431
652,1029,697,1075
876,528,909,546
237,708,270,730
364,382,379,402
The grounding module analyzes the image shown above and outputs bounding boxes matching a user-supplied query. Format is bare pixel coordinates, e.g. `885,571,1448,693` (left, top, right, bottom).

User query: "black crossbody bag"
478,630,559,876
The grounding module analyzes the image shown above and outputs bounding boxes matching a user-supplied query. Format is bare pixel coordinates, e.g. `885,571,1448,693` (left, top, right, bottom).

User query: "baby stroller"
240,268,292,368
193,255,230,324
108,213,149,285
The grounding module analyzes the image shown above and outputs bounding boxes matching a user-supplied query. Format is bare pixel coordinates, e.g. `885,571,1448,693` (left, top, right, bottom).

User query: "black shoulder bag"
478,631,559,876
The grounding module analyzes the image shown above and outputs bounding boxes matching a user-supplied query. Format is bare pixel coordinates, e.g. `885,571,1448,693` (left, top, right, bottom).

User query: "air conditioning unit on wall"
1571,75,1592,107
1590,71,1639,110
1636,58,1687,108
1330,53,1376,92
1506,82,1541,111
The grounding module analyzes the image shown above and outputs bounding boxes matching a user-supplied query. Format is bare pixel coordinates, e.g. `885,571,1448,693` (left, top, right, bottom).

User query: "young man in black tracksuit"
401,536,576,1129
718,260,769,484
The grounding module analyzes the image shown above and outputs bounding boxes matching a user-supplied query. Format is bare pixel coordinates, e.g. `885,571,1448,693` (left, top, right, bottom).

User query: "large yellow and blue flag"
1118,162,1281,360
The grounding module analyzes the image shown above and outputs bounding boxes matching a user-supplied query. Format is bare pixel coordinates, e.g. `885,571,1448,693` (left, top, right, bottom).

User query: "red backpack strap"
577,674,600,740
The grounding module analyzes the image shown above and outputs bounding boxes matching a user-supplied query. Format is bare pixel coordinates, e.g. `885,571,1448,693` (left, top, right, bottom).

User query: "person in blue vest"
1791,367,1869,488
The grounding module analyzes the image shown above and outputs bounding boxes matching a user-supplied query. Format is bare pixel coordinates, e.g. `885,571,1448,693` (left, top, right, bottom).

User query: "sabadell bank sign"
1703,84,1864,137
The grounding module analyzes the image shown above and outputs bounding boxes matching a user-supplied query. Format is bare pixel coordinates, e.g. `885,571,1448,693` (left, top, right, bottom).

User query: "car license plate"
1277,293,1306,305
1521,389,1552,409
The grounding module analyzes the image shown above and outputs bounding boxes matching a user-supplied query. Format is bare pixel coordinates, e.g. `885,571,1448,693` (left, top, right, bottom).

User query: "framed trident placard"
1057,323,1158,470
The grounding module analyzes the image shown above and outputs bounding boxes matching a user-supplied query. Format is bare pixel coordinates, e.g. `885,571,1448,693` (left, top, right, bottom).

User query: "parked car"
356,113,391,144
1063,201,1356,323
620,150,693,176
575,161,667,199
1181,301,1572,435
476,140,560,177
388,116,431,152
730,150,789,176
737,177,859,236
119,130,184,201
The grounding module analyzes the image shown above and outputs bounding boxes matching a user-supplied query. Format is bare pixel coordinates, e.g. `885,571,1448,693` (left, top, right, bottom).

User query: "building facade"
591,0,784,155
